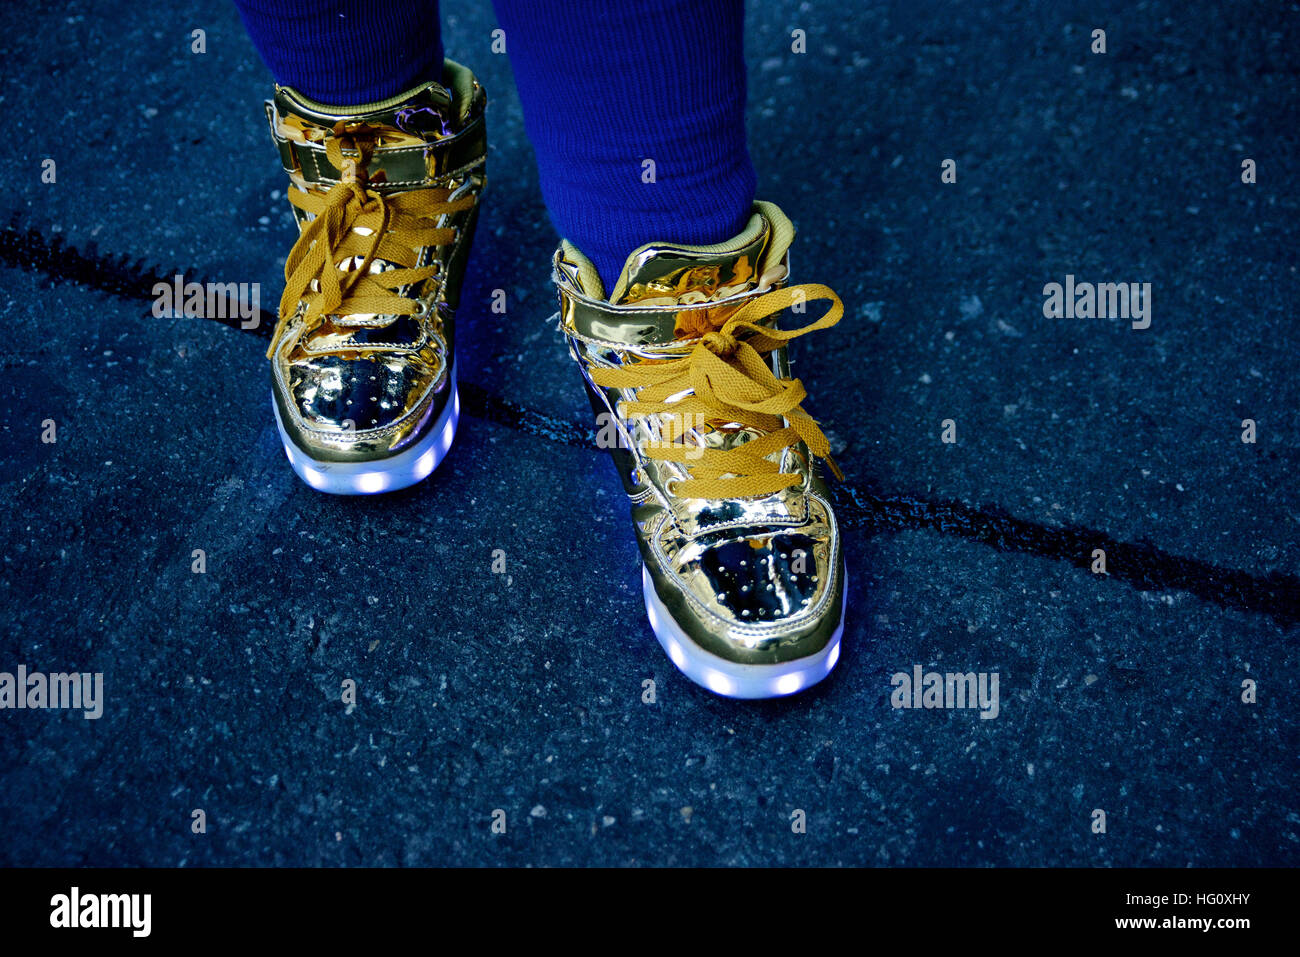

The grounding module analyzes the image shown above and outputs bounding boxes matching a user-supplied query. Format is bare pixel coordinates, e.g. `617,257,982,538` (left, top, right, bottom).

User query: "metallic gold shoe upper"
554,202,847,665
265,60,486,462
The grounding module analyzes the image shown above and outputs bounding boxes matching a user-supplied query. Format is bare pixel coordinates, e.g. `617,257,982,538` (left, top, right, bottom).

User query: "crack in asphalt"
4,216,1296,628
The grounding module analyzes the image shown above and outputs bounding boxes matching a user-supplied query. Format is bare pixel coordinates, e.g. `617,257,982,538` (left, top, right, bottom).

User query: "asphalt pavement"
0,0,1296,866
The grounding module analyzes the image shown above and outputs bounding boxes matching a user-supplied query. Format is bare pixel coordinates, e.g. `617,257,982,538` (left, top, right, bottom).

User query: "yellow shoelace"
587,283,845,499
267,136,474,357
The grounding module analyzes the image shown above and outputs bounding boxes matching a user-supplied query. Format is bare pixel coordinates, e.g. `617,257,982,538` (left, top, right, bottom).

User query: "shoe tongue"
608,210,774,305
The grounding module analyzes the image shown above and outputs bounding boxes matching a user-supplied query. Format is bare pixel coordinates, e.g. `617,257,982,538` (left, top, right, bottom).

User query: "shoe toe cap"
695,531,830,628
652,500,844,664
276,351,448,458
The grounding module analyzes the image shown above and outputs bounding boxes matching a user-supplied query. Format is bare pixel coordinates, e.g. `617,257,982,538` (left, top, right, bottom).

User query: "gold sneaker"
554,202,847,698
263,59,486,494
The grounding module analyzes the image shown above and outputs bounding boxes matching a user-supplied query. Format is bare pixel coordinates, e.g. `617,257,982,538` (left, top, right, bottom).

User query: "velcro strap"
263,102,486,188
557,281,777,349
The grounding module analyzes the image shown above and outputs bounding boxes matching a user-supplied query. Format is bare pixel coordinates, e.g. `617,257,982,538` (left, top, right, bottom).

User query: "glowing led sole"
272,374,460,495
640,564,845,699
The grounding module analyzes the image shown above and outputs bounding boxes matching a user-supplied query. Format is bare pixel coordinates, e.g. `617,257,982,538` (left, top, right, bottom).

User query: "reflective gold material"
554,202,847,669
265,59,486,465
558,211,786,346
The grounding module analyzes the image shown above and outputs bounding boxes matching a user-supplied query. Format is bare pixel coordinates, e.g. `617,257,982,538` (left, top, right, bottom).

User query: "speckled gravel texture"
0,0,1296,865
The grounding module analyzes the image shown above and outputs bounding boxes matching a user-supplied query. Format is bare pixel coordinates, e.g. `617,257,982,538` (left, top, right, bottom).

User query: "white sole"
272,371,459,495
641,564,845,699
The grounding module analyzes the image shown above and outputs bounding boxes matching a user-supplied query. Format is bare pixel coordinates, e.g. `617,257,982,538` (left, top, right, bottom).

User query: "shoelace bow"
587,283,845,500
266,133,474,357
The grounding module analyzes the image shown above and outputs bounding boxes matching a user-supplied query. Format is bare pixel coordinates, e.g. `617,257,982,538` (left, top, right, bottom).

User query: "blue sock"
492,0,757,294
232,0,444,104
234,0,757,293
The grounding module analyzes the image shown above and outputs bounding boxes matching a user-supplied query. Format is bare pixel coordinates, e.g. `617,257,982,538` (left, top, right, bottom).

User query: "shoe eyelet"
663,478,682,497
412,300,431,318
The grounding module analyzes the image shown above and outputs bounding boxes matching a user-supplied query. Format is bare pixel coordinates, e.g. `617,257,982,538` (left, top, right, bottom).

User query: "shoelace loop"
700,328,740,357
266,132,474,358
587,283,845,500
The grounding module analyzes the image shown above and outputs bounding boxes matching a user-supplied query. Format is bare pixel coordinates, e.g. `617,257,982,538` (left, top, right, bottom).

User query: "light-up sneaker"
554,201,847,698
263,59,486,494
